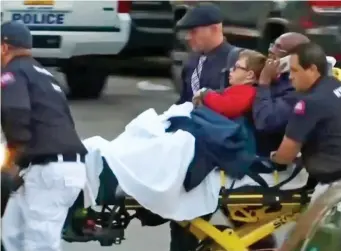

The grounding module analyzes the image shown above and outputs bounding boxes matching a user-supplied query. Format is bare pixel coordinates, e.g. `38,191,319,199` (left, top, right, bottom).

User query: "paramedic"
171,3,243,251
1,21,87,251
176,2,242,105
253,32,310,156
271,42,341,188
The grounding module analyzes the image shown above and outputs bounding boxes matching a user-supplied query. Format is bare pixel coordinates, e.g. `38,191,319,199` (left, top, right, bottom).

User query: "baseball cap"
176,2,223,30
1,21,32,49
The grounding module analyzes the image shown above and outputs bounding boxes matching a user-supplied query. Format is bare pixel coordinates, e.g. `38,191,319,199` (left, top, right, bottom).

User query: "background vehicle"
2,0,174,99
171,0,341,93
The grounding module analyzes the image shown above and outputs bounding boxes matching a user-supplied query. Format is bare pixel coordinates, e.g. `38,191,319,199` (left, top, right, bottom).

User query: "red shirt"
203,85,256,119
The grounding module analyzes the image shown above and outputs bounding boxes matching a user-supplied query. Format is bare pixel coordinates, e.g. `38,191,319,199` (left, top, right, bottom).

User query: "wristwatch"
200,87,207,93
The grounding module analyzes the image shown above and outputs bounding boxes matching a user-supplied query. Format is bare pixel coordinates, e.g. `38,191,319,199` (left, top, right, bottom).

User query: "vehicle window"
216,1,273,28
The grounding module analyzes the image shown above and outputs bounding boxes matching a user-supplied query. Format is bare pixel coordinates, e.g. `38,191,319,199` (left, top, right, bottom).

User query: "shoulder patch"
1,72,15,87
294,100,306,115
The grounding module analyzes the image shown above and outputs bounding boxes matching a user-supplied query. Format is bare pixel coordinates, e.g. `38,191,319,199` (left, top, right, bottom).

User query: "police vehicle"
171,0,341,93
2,0,174,99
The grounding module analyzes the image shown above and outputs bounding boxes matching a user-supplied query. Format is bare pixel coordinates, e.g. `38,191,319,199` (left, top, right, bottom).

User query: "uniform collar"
6,55,31,67
309,75,327,92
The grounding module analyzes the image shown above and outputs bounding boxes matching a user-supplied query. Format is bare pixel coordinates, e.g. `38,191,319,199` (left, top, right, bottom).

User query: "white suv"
2,0,174,99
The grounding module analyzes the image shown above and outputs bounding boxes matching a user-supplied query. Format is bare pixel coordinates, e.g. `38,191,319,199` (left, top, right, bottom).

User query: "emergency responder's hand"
193,88,210,107
192,89,204,107
192,95,203,107
259,59,281,85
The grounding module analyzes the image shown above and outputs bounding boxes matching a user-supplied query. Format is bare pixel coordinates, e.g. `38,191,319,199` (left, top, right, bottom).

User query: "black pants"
169,214,212,251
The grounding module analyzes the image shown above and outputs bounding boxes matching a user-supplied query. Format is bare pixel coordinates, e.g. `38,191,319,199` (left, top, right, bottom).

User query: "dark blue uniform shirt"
177,42,238,104
285,76,341,183
1,56,87,162
252,73,299,156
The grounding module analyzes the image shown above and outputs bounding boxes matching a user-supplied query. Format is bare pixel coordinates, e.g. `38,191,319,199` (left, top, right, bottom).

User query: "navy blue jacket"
166,106,256,191
176,42,237,104
252,73,298,156
1,56,87,163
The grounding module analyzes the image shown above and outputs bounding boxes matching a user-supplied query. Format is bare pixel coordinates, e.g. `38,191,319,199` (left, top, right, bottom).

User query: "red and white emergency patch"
1,72,15,87
294,100,306,115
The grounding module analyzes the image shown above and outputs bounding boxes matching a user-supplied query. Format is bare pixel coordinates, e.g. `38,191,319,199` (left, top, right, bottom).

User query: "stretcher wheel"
278,181,341,251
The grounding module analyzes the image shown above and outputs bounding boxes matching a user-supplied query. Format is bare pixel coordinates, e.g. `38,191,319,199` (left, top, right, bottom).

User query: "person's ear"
247,70,256,81
309,64,318,72
1,43,9,55
210,24,220,33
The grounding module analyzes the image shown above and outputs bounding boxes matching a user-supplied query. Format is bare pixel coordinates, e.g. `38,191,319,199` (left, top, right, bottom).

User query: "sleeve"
252,85,294,132
175,66,188,105
285,98,323,143
203,86,256,119
1,70,32,147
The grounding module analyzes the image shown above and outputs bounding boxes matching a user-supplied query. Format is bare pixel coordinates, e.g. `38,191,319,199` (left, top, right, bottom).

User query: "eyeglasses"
230,65,248,72
268,43,288,54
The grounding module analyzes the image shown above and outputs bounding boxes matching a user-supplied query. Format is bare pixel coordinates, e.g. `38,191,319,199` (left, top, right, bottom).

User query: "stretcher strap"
273,163,304,189
246,157,303,189
220,159,303,191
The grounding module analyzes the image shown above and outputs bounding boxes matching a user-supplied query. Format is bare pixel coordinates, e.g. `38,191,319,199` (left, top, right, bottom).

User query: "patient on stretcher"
193,49,266,119
82,100,309,222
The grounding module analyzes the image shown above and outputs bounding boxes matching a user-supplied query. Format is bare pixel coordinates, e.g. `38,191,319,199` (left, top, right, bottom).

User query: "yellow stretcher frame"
174,171,307,251
124,195,306,251
123,170,312,251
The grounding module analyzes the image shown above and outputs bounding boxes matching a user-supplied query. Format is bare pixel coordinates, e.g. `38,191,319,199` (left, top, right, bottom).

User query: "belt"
29,153,86,165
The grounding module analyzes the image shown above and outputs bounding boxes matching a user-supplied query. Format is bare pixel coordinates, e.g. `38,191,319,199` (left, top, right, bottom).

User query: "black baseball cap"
176,2,223,30
1,21,32,49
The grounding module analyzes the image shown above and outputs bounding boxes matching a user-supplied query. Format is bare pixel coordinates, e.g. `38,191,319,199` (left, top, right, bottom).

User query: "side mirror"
174,4,189,28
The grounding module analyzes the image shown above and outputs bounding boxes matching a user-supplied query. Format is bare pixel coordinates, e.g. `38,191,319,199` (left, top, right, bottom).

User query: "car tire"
63,64,109,100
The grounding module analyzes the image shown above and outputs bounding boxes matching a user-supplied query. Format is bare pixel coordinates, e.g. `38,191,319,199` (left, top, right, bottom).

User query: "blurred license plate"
24,0,54,5
32,35,61,49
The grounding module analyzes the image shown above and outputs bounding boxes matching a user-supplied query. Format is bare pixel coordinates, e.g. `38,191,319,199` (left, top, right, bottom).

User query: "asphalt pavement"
55,69,292,251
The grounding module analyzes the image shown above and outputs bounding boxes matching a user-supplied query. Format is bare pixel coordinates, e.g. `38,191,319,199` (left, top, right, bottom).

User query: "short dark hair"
290,42,327,75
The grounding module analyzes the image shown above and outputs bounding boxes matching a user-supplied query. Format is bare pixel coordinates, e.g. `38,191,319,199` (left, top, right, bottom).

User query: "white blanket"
82,103,309,221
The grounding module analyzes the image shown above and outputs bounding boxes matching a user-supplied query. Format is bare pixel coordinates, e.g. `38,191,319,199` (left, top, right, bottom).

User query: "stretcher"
62,162,314,251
